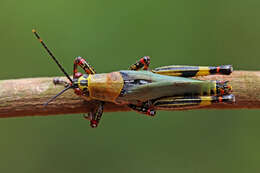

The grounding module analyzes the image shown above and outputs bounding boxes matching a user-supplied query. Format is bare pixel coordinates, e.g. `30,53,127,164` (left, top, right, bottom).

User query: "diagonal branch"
0,71,259,118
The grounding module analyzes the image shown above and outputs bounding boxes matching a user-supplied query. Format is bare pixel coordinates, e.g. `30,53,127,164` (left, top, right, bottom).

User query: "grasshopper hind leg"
152,65,233,77
153,95,235,110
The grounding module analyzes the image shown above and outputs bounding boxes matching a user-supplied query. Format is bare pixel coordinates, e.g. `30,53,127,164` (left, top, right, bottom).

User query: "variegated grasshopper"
33,30,234,128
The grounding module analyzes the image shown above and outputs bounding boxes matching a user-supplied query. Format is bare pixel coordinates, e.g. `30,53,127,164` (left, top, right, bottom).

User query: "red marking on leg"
73,67,78,78
87,69,92,74
90,120,98,128
140,57,150,70
140,58,146,65
217,67,220,73
74,57,82,64
74,72,83,78
74,88,82,95
143,65,148,70
79,59,85,65
146,109,155,116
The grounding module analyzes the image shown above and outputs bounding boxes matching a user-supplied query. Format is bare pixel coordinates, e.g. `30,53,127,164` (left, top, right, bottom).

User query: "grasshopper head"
44,73,90,106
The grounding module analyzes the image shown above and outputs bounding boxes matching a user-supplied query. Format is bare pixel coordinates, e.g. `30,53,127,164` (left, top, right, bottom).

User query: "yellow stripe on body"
158,103,198,107
155,71,183,76
87,66,95,75
154,96,212,107
213,81,217,95
153,66,210,77
87,74,94,97
196,67,210,76
199,96,212,106
152,65,186,76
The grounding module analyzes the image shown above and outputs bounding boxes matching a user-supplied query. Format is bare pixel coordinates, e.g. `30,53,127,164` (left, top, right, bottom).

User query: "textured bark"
0,71,259,118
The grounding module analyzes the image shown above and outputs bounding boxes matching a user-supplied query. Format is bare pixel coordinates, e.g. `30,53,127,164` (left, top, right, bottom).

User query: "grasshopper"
33,30,234,128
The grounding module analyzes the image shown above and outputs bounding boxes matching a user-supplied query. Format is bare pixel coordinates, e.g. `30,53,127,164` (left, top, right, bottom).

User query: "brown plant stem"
0,71,259,118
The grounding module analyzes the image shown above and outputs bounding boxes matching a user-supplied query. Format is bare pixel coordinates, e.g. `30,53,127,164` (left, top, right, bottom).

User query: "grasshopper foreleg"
83,101,104,128
73,56,96,78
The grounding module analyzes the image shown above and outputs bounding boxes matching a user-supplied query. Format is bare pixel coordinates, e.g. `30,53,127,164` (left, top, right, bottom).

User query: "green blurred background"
1,0,260,172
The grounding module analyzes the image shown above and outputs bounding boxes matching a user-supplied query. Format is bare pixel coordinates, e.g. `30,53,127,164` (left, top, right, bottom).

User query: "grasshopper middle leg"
128,100,156,116
84,101,104,128
129,56,151,71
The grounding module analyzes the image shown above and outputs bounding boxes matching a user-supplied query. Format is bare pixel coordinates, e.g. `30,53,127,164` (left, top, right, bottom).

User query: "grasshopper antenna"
32,29,73,83
43,85,73,106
